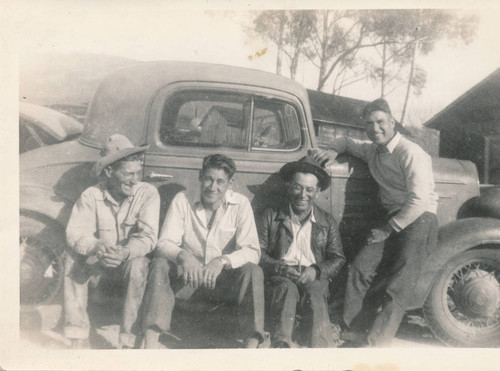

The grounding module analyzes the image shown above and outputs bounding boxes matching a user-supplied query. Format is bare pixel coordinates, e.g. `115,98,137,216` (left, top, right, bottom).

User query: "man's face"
200,167,233,208
106,160,142,198
288,172,320,215
365,110,396,146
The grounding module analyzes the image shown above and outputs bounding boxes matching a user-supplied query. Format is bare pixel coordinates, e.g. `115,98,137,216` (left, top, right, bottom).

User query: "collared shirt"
66,181,160,258
331,132,438,232
282,205,317,267
156,190,260,268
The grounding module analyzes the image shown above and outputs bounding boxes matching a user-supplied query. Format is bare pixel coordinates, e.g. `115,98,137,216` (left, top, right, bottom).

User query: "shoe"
339,330,368,347
246,337,259,348
258,332,271,349
273,340,290,348
144,329,161,349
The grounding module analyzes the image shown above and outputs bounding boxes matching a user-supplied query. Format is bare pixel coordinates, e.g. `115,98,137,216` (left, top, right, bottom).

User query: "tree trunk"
400,41,419,125
290,52,299,80
317,59,327,90
276,47,282,75
275,18,285,76
381,41,386,97
316,11,329,91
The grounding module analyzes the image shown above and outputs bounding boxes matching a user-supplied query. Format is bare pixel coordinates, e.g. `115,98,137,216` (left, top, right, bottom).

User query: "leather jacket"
257,204,345,281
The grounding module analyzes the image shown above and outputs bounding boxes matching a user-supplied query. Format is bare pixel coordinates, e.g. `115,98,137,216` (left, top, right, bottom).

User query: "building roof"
307,89,410,135
425,68,500,130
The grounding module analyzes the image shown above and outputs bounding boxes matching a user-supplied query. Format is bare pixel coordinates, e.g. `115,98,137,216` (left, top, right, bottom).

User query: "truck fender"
409,217,500,309
20,184,74,228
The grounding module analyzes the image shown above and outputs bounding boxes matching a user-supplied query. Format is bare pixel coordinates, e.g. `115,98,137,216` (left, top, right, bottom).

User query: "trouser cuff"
64,326,89,340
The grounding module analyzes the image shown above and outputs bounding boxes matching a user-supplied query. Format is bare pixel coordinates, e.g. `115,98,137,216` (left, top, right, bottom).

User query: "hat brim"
91,145,149,177
279,161,331,191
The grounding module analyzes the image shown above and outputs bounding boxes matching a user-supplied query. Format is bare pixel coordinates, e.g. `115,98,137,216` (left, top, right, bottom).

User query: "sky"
4,1,500,125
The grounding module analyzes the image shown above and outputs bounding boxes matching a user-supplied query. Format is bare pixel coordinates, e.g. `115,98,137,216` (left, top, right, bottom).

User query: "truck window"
159,90,302,152
251,99,301,151
315,122,367,149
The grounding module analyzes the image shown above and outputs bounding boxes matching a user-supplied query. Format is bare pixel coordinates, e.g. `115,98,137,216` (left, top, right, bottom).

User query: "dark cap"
279,156,331,191
362,98,392,118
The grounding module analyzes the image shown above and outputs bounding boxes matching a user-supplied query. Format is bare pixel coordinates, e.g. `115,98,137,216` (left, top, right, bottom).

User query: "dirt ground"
20,296,444,350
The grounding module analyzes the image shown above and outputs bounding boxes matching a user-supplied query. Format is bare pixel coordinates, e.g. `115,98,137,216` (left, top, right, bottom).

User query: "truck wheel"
423,248,500,347
20,214,65,309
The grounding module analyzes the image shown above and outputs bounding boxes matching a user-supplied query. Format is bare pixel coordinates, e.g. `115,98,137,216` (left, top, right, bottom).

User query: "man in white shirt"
310,98,438,346
141,154,265,348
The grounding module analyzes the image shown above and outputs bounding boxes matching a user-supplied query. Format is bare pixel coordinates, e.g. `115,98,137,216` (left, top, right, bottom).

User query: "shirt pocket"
122,214,139,238
97,221,115,245
218,228,237,249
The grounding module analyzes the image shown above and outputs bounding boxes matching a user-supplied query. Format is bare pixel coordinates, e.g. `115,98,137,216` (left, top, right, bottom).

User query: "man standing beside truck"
310,98,439,347
64,134,160,349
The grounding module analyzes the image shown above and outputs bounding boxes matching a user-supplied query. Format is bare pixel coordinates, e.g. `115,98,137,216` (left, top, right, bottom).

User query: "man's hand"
278,265,301,282
100,245,130,268
367,225,393,244
308,149,338,167
296,266,317,285
202,258,224,290
177,250,204,289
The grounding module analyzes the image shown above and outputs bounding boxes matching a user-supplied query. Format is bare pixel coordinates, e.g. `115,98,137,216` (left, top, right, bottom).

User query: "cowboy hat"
279,156,331,191
91,134,149,177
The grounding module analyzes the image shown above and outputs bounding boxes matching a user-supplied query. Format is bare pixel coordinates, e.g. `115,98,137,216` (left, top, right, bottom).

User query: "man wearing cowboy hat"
141,153,266,348
257,157,345,348
310,98,438,347
64,134,160,349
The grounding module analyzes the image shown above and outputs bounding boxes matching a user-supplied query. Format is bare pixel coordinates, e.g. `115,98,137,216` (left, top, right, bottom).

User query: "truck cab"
20,61,500,347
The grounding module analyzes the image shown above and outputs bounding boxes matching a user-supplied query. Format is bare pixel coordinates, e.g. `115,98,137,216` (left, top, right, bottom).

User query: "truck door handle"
146,171,173,180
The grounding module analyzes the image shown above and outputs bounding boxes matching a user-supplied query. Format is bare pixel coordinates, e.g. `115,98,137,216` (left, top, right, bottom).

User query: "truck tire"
423,248,500,347
20,214,65,309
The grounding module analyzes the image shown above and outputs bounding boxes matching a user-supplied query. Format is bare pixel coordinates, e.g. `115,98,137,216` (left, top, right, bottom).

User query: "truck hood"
20,140,100,204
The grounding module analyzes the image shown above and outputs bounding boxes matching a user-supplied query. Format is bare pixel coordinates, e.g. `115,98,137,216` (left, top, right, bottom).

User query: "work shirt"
331,132,438,232
282,205,316,267
156,190,260,268
66,181,160,259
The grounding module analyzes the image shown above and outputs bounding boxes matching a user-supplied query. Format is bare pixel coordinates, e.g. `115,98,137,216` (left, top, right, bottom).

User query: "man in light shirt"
64,134,160,349
257,157,345,348
310,98,439,346
141,154,265,348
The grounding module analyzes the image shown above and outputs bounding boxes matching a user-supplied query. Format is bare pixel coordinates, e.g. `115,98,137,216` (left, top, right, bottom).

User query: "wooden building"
426,68,500,184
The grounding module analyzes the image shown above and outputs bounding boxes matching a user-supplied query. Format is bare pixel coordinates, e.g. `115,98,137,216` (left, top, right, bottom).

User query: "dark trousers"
267,276,334,348
343,212,438,346
63,252,150,348
141,257,265,341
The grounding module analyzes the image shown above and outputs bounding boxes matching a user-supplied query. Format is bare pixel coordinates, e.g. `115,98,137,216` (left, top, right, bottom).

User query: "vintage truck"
20,61,500,347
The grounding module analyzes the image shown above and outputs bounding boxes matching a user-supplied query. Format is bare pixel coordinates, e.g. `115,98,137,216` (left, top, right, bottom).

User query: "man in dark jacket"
257,157,345,348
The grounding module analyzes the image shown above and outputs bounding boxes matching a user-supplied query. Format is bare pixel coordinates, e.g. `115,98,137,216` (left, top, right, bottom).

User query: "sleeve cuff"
163,245,183,263
225,253,244,269
125,240,146,259
311,264,321,279
388,218,403,233
68,236,100,256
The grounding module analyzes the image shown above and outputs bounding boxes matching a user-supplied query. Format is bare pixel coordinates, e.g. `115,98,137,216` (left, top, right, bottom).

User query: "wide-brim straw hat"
279,156,331,191
91,134,149,177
